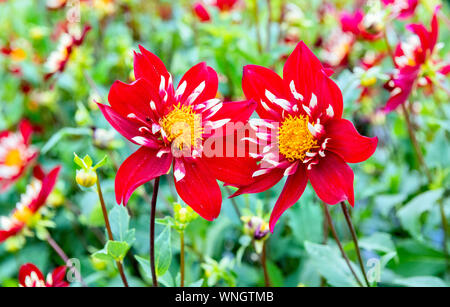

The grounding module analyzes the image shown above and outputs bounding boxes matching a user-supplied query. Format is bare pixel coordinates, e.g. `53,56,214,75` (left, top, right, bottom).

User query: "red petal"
287,42,342,112
97,103,159,148
283,41,343,119
231,168,284,197
133,45,170,87
326,119,378,163
174,158,222,221
19,263,45,287
50,266,68,287
19,119,33,145
308,152,355,206
204,156,257,187
30,166,61,212
116,147,172,205
269,166,308,232
242,65,290,120
177,62,218,106
108,79,161,121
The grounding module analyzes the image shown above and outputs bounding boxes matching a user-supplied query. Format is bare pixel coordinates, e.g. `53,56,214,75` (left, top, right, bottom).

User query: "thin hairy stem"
150,177,160,287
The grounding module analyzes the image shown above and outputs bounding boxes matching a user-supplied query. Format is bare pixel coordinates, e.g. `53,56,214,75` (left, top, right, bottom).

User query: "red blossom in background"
214,0,239,12
340,10,383,41
233,41,378,232
0,120,38,192
19,263,68,287
0,166,60,242
98,45,256,221
193,2,211,22
384,6,448,112
382,0,418,19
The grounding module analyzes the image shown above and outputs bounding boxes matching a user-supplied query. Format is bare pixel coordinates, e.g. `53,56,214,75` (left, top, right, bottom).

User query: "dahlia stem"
46,234,87,287
225,186,241,219
402,102,450,271
150,177,160,287
322,204,364,287
261,240,271,287
340,202,370,287
180,231,185,287
96,178,129,287
320,204,329,287
401,103,433,183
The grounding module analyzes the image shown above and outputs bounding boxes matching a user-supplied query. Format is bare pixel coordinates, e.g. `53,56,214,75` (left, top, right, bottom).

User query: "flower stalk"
340,202,370,287
46,233,87,287
322,203,364,287
180,230,185,287
150,177,160,287
261,240,271,287
96,178,129,287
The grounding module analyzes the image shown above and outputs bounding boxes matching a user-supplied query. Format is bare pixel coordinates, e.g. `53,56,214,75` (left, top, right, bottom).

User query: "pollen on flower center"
5,149,23,167
278,115,317,161
12,206,33,224
160,104,203,150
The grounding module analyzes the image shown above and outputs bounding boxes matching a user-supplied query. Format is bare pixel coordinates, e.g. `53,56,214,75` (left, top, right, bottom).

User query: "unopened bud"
76,169,97,188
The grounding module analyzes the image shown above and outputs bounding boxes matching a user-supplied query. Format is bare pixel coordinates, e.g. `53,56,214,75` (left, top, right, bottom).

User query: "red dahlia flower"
0,166,60,242
235,41,378,232
384,7,448,112
19,263,68,287
0,120,38,192
98,45,255,221
381,0,418,19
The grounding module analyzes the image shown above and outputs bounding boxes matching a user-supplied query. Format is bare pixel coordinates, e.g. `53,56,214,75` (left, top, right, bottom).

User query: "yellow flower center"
278,115,317,161
5,149,23,167
160,104,203,150
12,206,33,224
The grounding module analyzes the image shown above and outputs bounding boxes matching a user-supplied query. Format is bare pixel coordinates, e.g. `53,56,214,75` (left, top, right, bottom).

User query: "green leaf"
287,200,323,244
304,241,361,287
155,225,172,277
83,155,93,168
109,206,135,245
359,232,396,254
107,241,130,262
93,155,108,170
135,255,151,278
397,189,444,239
392,276,448,287
93,240,130,263
73,152,86,169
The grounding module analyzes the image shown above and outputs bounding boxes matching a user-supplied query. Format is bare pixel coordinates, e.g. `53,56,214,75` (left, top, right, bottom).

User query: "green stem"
96,178,129,287
150,177,160,287
180,231,185,287
340,202,370,287
322,204,364,287
261,240,271,287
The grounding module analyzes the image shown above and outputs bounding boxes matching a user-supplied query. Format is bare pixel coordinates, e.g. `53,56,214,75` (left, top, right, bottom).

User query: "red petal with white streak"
308,152,355,206
231,168,284,197
174,158,222,221
177,62,218,106
326,119,378,163
283,41,343,119
19,263,45,287
115,147,172,205
242,65,290,120
133,45,171,88
269,166,308,232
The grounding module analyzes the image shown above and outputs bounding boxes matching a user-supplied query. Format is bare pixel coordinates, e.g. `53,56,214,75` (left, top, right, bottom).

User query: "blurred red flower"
19,263,68,287
340,10,383,41
98,45,255,221
382,0,418,19
193,2,211,22
0,166,60,242
214,0,238,12
384,6,448,112
0,120,38,192
235,41,378,232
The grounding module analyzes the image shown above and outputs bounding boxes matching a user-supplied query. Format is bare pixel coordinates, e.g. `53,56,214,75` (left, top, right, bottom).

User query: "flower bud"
76,169,97,188
242,216,270,241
